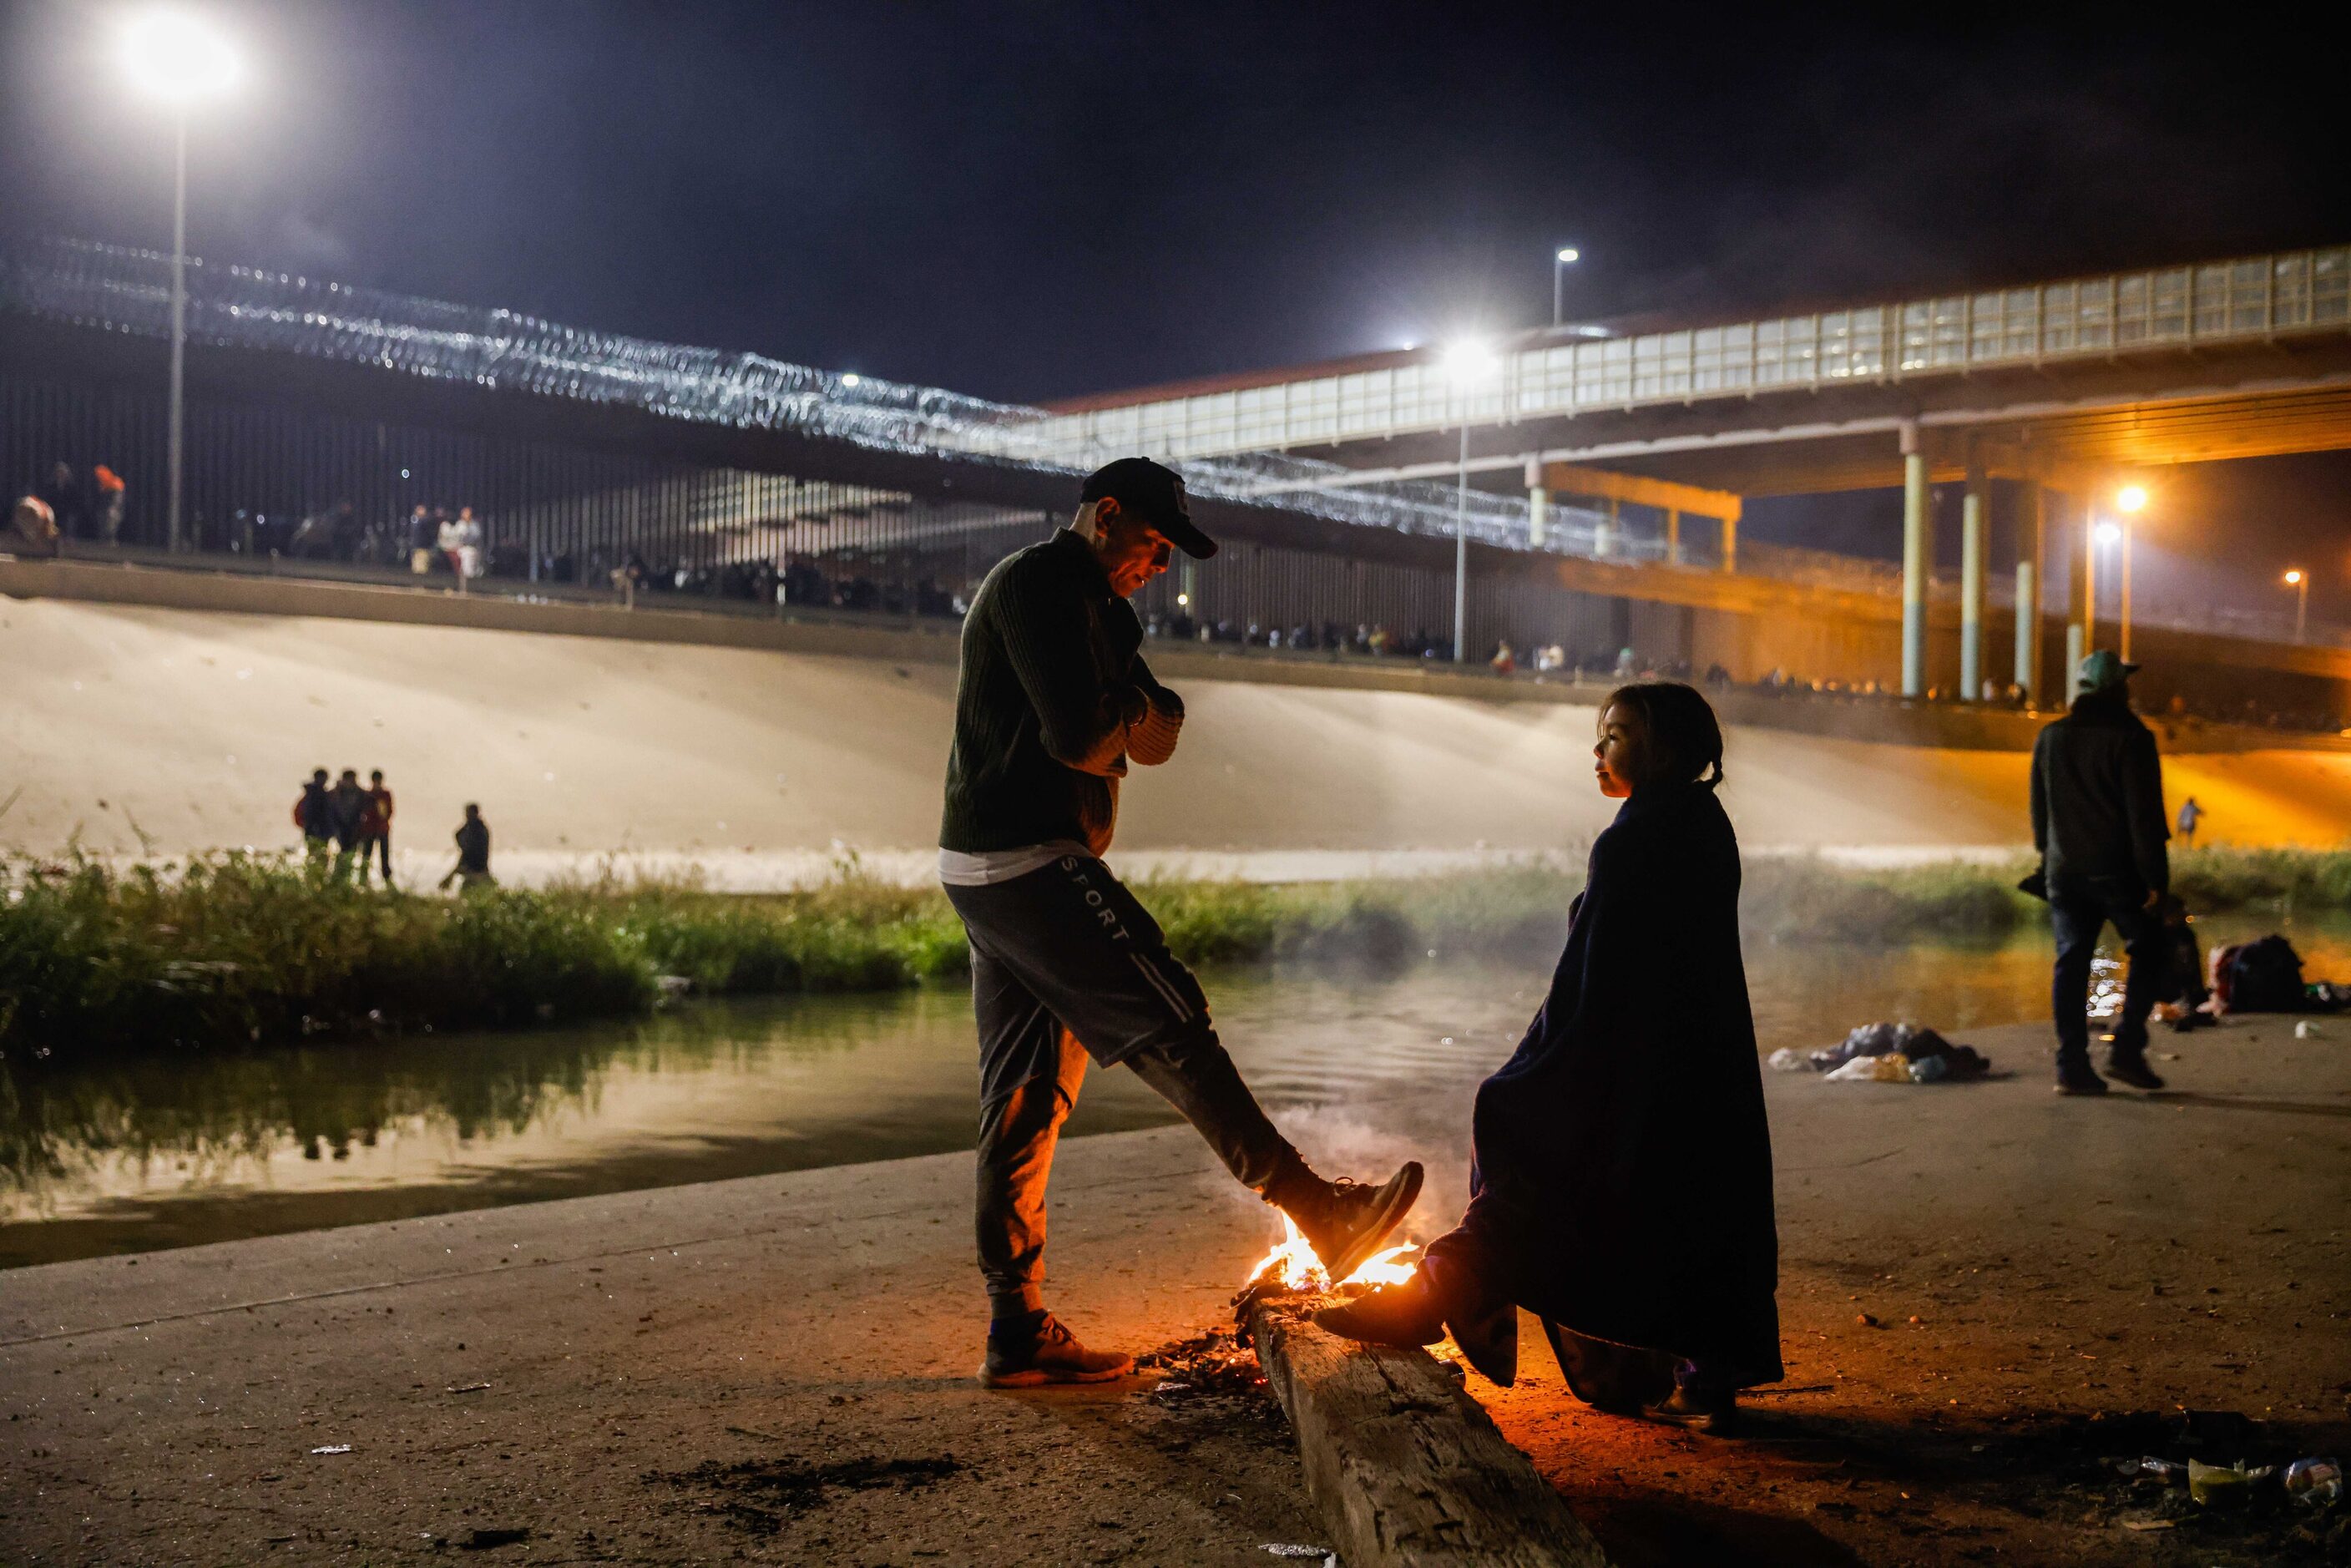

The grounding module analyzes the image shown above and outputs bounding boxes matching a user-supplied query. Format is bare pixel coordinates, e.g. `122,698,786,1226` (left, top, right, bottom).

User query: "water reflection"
6,915,2341,1267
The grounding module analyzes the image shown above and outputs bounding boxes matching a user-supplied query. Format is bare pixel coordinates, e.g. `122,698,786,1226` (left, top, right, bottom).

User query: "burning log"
1236,1247,1610,1567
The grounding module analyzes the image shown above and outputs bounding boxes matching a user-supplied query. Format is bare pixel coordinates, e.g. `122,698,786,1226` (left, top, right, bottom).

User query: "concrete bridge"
983,246,2351,698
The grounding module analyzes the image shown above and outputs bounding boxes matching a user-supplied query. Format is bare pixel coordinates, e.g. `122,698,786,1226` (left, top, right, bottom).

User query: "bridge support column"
2018,481,2046,706
1529,486,1549,548
1959,458,1987,701
1722,512,1737,574
1899,422,1929,698
1665,508,1682,566
1595,498,1617,559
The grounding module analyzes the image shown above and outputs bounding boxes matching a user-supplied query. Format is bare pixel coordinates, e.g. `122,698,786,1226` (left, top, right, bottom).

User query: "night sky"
4,1,2346,606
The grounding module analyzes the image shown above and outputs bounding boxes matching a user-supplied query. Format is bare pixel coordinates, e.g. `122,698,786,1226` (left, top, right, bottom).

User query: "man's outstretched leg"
1124,1032,1422,1282
951,856,1419,1384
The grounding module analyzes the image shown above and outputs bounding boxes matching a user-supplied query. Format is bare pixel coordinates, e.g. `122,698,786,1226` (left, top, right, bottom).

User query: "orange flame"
1246,1214,1419,1292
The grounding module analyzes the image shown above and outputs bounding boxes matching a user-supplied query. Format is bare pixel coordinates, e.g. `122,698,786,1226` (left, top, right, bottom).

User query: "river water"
5,914,2343,1268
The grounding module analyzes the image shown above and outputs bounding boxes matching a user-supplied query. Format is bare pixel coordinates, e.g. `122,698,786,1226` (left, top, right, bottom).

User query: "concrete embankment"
4,1018,2344,1565
7,587,2351,878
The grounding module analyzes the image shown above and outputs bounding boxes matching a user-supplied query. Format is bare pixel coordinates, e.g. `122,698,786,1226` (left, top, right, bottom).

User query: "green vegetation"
5,846,2346,1058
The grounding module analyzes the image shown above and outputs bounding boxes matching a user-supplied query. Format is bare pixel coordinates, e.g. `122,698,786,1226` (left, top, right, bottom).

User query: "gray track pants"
946,853,1303,1315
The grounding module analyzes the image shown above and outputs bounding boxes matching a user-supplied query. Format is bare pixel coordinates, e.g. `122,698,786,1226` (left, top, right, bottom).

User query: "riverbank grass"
3,847,2342,1055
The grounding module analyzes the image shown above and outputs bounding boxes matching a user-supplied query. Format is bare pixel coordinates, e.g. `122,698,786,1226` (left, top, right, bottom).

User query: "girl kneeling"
1318,681,1782,1430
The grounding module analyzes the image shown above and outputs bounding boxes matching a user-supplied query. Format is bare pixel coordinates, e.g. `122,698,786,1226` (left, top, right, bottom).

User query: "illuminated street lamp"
1552,246,1581,327
1443,339,1501,664
2285,569,2308,645
122,10,240,554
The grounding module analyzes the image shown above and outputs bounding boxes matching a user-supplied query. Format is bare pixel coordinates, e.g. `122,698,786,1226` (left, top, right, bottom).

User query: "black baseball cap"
1080,457,1217,559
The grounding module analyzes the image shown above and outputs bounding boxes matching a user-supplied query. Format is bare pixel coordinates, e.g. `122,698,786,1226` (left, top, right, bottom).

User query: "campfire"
1245,1214,1419,1294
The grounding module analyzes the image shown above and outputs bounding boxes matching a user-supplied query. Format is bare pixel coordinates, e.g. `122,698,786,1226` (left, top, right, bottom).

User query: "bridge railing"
977,247,2351,464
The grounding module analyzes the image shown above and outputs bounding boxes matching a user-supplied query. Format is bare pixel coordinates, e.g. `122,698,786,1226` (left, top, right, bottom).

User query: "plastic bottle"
2285,1457,2343,1505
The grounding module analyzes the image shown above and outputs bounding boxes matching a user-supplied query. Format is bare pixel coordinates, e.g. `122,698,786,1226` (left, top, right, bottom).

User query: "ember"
1245,1214,1418,1293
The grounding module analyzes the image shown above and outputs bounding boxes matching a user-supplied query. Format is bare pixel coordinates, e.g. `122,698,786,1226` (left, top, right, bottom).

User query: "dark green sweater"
940,529,1182,856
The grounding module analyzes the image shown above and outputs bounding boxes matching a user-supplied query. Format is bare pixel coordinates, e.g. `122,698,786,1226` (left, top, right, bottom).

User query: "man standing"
2030,650,2171,1095
2176,795,2203,850
329,768,370,883
360,770,395,886
940,458,1421,1388
295,768,335,868
439,804,493,892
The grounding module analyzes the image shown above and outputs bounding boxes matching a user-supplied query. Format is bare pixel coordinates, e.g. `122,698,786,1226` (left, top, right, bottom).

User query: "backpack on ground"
2222,935,2304,1013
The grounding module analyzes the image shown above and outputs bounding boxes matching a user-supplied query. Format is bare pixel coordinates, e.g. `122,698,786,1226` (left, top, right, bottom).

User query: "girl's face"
1594,703,1646,798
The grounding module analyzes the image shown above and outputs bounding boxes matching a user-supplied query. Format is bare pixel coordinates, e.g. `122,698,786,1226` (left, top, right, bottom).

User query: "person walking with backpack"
939,458,1421,1388
2030,650,2172,1094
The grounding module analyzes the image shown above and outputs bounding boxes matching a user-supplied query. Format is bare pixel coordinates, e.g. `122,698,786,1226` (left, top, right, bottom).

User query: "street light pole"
1552,247,1580,328
2112,483,2147,665
2119,518,2133,664
1440,337,1499,664
1454,419,1469,663
123,11,238,554
168,107,188,554
2083,511,2098,653
2286,570,2309,645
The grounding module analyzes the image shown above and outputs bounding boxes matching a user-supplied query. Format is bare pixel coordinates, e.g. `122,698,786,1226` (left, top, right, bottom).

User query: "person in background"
294,768,336,867
437,509,466,575
2152,894,2212,1031
92,465,126,546
360,770,395,886
1316,682,1781,1432
2176,795,2203,849
8,494,60,555
329,768,370,881
2029,650,2171,1095
1490,640,1518,676
440,804,494,892
37,462,85,539
407,504,437,573
453,506,484,579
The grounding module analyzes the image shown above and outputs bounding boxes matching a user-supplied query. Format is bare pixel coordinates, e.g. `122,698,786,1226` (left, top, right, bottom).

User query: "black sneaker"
1281,1163,1423,1284
2105,1053,2166,1091
2054,1063,2110,1096
978,1314,1135,1388
1312,1275,1446,1348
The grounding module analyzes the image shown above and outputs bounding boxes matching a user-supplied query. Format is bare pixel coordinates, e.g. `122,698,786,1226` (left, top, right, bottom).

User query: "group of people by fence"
291,769,492,892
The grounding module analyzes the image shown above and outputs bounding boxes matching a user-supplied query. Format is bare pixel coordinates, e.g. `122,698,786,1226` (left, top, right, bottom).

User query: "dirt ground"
1483,1014,2351,1567
2,1016,2346,1565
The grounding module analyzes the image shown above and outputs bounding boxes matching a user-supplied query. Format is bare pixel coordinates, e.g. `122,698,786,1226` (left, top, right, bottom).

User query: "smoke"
1205,1092,1477,1256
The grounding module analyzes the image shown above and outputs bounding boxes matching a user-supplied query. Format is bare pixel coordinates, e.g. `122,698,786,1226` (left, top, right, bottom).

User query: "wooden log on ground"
1246,1296,1610,1567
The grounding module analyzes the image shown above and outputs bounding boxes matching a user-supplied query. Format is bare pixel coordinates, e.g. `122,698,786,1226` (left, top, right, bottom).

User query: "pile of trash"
1768,1021,1991,1084
2098,1436,2342,1542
